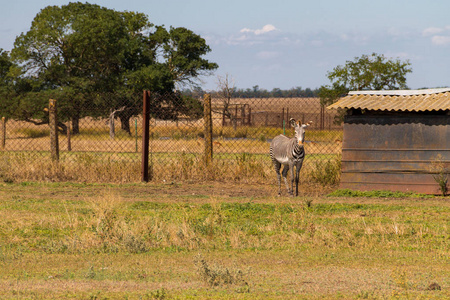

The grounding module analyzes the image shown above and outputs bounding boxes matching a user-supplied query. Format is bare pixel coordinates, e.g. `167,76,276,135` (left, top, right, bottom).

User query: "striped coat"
269,118,311,197
270,135,305,165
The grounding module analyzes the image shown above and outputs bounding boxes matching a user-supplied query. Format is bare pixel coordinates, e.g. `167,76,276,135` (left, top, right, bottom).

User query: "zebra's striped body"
270,118,311,196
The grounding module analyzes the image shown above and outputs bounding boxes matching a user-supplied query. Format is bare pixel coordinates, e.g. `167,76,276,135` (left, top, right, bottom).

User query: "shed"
327,88,450,194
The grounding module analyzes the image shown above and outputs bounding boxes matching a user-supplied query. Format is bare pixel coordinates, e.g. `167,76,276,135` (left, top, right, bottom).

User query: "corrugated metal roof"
327,88,450,112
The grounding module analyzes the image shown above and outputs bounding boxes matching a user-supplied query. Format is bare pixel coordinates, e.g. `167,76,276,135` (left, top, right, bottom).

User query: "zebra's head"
290,118,312,145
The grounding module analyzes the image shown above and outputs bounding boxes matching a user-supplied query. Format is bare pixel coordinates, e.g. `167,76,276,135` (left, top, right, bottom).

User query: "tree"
271,88,283,97
10,3,217,134
0,49,13,87
152,26,218,87
0,49,48,125
319,53,412,106
216,74,238,129
11,3,152,133
0,49,13,117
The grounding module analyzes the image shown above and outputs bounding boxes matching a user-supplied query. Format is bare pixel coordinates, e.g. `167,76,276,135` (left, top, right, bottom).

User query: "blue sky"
1,0,450,91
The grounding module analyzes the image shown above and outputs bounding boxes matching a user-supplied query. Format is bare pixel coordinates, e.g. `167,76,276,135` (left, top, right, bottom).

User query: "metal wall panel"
340,115,449,194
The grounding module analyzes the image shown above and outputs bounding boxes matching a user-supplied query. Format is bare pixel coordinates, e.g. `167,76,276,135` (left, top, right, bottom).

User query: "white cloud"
431,35,450,45
339,32,370,45
384,51,421,61
310,40,324,47
240,24,278,35
418,26,450,46
422,27,444,36
252,63,282,72
214,24,282,46
256,51,280,59
419,26,450,46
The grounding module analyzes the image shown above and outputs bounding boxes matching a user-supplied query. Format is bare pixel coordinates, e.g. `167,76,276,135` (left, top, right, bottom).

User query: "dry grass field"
0,182,448,299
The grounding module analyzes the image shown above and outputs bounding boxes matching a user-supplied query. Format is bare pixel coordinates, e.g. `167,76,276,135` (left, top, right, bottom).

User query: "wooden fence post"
141,90,151,182
49,99,59,162
204,93,213,166
1,117,5,149
67,121,71,151
320,104,325,131
286,107,289,124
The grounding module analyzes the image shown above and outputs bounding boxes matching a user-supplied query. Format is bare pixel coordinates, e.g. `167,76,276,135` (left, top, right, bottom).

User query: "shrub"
194,254,247,287
430,155,448,196
309,155,341,186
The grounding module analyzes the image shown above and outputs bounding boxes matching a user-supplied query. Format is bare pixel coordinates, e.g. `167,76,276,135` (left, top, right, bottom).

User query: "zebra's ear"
302,121,313,128
289,118,296,128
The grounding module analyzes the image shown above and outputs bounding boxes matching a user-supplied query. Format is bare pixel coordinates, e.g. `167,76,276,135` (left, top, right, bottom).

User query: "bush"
194,254,247,287
309,155,341,186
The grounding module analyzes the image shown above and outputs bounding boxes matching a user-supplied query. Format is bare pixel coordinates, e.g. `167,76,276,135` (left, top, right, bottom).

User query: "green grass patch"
328,188,432,198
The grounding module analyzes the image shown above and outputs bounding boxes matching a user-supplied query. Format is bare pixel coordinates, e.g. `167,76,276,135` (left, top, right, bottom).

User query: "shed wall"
340,114,449,194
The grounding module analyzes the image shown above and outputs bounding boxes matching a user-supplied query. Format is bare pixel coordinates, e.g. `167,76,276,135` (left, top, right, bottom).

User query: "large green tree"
319,53,412,106
0,49,14,119
152,26,218,86
0,49,13,87
0,49,45,124
10,2,217,133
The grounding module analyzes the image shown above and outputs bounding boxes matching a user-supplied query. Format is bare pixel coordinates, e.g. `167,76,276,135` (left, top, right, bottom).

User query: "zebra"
270,118,312,196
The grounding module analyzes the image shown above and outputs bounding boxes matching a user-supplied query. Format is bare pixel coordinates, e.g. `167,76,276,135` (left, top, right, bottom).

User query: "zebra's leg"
273,160,282,196
282,164,292,196
294,161,303,196
289,162,296,197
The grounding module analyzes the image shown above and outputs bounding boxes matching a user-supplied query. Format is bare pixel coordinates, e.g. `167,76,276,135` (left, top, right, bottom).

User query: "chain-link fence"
0,91,343,184
0,92,143,182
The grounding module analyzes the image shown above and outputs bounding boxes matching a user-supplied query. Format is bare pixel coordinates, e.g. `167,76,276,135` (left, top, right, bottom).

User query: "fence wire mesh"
0,91,343,184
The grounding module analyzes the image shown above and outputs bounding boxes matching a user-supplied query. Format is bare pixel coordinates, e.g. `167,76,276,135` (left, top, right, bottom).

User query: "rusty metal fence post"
141,90,151,182
49,99,59,162
204,93,213,166
1,117,5,149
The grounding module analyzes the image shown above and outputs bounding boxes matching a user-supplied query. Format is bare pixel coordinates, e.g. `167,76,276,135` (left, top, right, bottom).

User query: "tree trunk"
71,116,80,135
119,114,131,135
57,122,67,134
109,110,115,139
